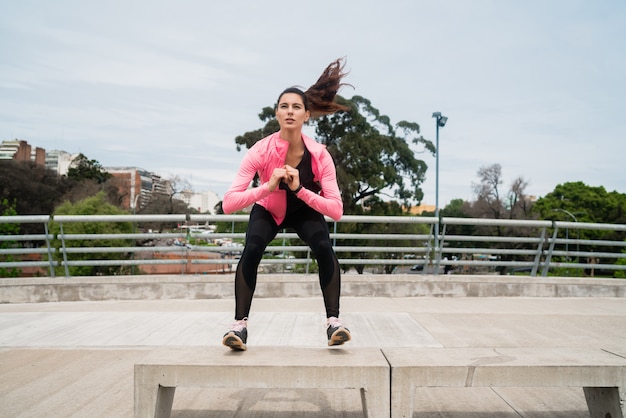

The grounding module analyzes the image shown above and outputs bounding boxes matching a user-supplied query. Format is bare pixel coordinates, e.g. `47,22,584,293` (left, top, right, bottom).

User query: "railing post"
43,221,55,277
434,218,439,274
306,249,311,275
425,223,435,275
435,222,447,275
531,227,546,277
59,222,70,278
542,222,559,277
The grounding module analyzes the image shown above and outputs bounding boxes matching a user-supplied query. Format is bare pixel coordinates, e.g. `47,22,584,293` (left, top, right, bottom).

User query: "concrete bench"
383,347,626,418
134,347,390,418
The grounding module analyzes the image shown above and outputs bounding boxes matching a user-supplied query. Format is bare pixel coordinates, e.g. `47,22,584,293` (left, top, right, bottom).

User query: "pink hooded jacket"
222,132,343,225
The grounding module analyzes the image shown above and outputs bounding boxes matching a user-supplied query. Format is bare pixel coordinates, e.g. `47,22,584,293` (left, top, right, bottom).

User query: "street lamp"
432,112,447,266
552,208,582,261
432,112,448,219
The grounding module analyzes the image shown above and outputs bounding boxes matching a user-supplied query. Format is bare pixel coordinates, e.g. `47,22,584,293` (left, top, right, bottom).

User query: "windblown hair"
277,58,352,119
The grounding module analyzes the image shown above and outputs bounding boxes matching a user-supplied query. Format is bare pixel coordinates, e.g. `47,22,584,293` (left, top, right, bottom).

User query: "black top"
279,146,321,215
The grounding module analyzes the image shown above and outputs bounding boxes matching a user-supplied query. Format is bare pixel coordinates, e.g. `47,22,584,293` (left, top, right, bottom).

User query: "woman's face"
276,92,310,131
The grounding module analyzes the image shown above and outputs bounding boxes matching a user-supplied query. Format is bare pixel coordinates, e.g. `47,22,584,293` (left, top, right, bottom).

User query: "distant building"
2,139,221,213
45,150,79,176
406,204,436,215
0,139,45,165
106,167,171,210
179,190,221,214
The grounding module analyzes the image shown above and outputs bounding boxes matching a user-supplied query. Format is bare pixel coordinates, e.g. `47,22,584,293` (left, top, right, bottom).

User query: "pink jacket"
222,132,343,224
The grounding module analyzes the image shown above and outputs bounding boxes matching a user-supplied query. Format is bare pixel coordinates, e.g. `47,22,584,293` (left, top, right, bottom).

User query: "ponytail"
277,58,352,119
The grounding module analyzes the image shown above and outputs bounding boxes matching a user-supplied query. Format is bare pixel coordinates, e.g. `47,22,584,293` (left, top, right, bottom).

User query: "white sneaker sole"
328,327,351,346
222,332,247,351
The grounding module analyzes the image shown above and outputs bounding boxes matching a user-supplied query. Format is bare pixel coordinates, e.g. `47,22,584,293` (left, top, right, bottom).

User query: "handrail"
1,214,625,278
0,215,56,276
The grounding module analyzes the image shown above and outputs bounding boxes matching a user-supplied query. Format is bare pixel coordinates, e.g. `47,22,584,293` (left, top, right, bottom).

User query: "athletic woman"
221,58,351,350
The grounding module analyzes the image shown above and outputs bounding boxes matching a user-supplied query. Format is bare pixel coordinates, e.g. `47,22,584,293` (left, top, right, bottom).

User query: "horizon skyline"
3,137,612,211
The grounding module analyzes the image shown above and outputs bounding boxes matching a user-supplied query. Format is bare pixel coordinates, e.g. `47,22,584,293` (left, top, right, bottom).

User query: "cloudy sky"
1,0,625,208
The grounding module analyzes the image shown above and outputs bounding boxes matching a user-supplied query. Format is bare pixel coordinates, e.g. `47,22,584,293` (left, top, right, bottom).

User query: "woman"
221,58,351,350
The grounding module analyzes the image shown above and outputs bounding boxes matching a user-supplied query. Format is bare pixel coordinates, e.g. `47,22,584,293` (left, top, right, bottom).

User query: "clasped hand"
268,165,300,192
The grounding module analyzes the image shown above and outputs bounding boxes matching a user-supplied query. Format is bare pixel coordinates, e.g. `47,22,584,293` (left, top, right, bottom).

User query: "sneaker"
326,316,351,346
222,318,248,351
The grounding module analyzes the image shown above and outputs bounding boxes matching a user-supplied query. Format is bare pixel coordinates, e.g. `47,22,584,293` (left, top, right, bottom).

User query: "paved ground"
1,276,625,417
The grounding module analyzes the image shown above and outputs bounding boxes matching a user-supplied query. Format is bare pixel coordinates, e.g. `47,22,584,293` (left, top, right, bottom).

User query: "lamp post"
553,208,581,261
431,112,448,218
432,112,448,255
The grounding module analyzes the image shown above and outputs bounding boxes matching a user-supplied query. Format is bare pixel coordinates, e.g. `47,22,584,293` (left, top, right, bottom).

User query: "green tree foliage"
67,153,112,183
438,199,476,248
0,157,123,223
233,95,434,214
533,181,626,225
63,154,123,206
50,192,133,276
534,182,626,277
0,198,21,277
440,199,469,218
319,96,434,212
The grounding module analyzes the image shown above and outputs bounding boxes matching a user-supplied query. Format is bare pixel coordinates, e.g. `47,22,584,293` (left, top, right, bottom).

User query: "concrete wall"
1,274,625,304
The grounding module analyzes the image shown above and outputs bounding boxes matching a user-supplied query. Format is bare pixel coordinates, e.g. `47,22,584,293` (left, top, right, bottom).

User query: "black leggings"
234,204,341,320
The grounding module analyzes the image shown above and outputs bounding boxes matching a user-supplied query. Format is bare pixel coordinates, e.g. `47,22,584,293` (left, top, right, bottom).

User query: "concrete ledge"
383,347,626,418
134,347,389,418
1,274,625,303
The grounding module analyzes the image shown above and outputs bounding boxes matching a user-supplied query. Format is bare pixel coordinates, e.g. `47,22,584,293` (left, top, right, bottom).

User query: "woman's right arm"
222,151,270,214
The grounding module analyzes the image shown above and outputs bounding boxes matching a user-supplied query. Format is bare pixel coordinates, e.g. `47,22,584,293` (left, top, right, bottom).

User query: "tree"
318,96,434,212
472,164,505,219
440,198,469,218
139,176,193,215
50,192,133,276
137,176,193,232
67,153,111,184
0,157,123,224
533,181,626,225
0,160,74,219
438,199,476,248
509,177,533,218
165,175,192,213
469,164,536,273
58,172,125,209
471,163,532,220
533,182,626,276
233,95,435,214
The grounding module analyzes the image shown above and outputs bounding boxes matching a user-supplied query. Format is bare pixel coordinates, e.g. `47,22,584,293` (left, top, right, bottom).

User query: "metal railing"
1,214,625,278
0,215,56,276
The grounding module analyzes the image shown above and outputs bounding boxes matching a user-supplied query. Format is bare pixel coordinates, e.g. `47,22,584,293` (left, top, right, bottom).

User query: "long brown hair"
277,58,352,119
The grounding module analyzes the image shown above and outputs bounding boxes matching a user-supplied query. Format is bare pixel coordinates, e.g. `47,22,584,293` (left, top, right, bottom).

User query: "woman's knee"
312,242,337,266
